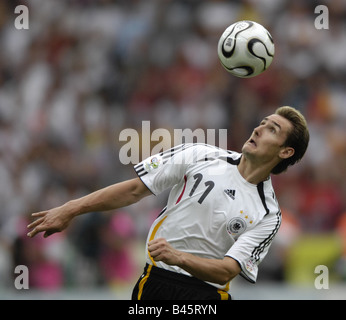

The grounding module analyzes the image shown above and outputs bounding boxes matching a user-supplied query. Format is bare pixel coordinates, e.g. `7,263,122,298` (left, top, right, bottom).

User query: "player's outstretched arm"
27,177,151,238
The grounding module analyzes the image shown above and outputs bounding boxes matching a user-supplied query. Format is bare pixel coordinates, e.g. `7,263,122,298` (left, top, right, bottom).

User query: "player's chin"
242,141,256,154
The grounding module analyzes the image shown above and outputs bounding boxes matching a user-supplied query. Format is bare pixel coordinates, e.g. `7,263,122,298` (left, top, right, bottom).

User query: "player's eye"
269,126,276,133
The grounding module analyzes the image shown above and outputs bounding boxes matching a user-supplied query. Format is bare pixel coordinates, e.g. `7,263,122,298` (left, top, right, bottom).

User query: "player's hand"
27,205,73,238
148,238,183,266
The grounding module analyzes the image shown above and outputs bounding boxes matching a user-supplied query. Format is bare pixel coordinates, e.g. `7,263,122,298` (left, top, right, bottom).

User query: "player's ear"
279,146,294,160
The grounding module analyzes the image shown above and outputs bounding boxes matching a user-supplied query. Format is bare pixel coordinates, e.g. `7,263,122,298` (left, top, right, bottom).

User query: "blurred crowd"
0,0,346,292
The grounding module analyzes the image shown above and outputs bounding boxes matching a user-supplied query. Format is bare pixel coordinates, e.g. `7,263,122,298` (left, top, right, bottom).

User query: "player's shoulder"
182,143,245,170
182,143,240,159
158,143,242,169
165,143,229,161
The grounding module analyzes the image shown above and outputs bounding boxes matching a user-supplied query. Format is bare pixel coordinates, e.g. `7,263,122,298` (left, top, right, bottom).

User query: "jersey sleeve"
133,144,208,196
225,210,282,283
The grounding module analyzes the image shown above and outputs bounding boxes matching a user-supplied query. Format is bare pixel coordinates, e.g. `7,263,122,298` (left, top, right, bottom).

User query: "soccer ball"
217,20,274,78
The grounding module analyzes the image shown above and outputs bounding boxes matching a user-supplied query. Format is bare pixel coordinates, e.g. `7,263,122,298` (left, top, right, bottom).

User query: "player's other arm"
148,238,241,285
27,177,151,238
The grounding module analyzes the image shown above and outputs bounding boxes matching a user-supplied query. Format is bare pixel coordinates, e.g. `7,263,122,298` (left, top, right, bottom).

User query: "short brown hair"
271,106,310,175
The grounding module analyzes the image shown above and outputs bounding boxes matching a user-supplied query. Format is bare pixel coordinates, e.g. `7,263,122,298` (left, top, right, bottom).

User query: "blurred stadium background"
0,0,346,300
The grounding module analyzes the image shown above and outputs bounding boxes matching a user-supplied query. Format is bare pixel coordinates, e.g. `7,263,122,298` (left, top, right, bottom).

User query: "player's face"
242,114,294,164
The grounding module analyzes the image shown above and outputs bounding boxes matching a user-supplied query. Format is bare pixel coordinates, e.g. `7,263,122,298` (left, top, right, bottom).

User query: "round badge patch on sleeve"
144,155,162,172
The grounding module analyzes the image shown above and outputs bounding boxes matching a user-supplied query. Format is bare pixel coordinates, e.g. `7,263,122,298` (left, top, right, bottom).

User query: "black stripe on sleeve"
257,181,270,216
251,209,282,263
161,143,186,160
134,164,148,178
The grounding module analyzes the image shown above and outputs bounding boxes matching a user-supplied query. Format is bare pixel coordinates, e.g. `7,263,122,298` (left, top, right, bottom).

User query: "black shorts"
132,264,231,300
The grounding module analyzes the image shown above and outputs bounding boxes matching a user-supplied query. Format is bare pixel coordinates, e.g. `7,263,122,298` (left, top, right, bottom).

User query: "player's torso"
148,157,274,260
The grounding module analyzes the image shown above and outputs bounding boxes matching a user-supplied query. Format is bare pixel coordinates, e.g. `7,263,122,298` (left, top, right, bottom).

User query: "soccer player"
27,106,309,300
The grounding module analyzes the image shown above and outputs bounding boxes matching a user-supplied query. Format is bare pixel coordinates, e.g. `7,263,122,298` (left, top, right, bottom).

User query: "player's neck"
237,155,273,185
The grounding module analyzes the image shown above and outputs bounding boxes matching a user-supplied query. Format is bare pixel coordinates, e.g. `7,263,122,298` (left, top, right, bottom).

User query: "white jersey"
134,143,281,291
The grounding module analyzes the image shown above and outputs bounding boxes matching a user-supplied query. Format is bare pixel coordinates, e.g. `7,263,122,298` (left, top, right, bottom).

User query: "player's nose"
253,126,261,137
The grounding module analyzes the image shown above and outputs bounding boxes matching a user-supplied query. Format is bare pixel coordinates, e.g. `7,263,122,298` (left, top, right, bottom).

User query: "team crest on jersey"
226,217,247,235
144,156,162,172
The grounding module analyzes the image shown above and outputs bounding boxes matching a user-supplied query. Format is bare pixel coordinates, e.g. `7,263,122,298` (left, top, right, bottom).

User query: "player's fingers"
152,254,162,262
27,217,44,229
31,210,48,217
147,244,156,255
149,248,161,260
28,224,60,238
148,242,161,254
148,237,166,247
148,242,161,256
148,240,169,256
27,225,44,238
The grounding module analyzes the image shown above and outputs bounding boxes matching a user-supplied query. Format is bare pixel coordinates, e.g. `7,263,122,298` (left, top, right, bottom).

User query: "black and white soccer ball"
217,20,275,78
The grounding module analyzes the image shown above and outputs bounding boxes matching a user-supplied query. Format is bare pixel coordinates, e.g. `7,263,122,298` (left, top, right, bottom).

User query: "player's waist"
144,263,228,293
